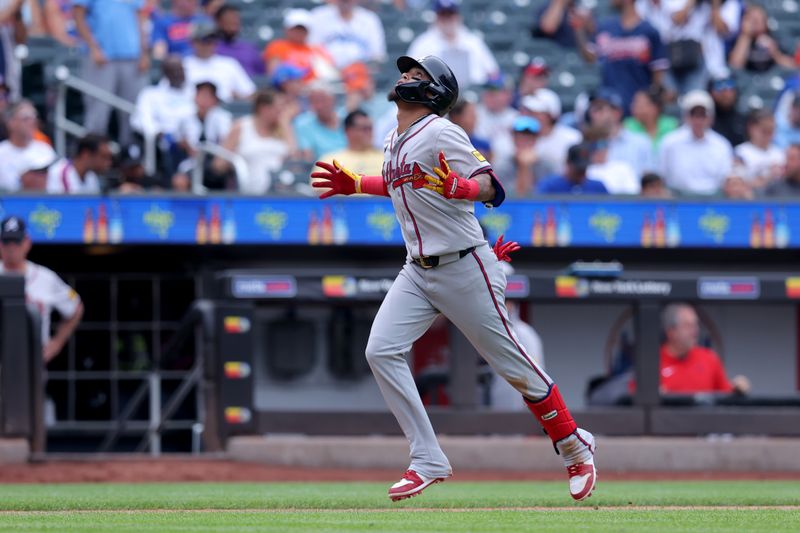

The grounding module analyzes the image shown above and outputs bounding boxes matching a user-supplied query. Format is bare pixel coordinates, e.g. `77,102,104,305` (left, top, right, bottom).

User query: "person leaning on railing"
0,216,83,364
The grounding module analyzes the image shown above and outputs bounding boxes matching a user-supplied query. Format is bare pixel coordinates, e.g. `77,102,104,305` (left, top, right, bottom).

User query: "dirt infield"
1,459,799,483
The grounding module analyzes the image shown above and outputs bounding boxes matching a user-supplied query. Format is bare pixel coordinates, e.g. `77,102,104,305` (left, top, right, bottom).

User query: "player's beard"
387,87,400,102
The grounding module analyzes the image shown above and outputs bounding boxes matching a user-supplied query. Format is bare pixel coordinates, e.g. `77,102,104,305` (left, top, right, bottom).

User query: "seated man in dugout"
588,302,750,405
654,303,750,395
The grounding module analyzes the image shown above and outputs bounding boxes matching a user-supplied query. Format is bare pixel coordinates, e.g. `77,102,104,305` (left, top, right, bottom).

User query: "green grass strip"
0,509,799,533
0,481,797,511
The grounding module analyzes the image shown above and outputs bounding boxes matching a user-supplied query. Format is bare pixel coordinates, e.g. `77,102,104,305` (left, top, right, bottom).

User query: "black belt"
412,246,476,269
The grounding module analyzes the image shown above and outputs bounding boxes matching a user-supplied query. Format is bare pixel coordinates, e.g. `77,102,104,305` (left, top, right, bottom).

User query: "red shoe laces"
402,470,419,482
567,464,591,476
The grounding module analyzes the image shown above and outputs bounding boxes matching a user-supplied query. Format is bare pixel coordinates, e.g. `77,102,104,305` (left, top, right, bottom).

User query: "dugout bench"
213,267,800,438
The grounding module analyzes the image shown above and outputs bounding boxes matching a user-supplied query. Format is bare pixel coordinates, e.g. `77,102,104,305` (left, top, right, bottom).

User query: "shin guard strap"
524,384,577,443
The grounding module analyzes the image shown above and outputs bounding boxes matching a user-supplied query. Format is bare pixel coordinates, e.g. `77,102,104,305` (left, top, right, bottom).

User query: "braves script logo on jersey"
384,154,430,190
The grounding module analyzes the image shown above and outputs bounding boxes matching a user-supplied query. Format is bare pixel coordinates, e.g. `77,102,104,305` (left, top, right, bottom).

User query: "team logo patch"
391,162,431,189
471,150,486,162
542,410,558,421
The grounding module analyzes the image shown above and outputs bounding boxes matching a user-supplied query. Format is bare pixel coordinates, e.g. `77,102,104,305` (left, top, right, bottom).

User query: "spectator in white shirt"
47,134,113,194
131,56,195,142
18,150,58,192
308,0,386,69
0,100,57,192
172,81,233,191
584,126,640,194
734,109,785,190
497,115,541,197
406,0,499,89
519,88,582,178
183,22,255,102
586,86,654,179
659,89,733,195
179,81,233,152
476,73,517,183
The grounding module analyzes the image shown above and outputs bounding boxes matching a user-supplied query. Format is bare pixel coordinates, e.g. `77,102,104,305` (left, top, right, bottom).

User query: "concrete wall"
228,435,800,472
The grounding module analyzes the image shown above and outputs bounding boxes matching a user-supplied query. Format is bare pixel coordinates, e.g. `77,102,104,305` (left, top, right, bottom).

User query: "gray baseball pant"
365,243,553,479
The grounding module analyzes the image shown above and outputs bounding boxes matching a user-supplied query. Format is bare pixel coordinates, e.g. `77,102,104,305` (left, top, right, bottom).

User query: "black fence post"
634,301,662,434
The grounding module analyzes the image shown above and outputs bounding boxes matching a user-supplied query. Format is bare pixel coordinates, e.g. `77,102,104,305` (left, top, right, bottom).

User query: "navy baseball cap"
433,0,460,13
484,72,508,90
711,77,737,92
513,115,541,134
567,143,593,169
589,87,624,110
0,216,27,242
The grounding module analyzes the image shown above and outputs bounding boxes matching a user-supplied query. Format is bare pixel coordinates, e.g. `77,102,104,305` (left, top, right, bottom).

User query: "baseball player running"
312,55,596,502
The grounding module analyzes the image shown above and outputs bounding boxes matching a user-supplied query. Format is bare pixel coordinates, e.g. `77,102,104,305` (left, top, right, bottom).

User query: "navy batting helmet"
395,55,459,116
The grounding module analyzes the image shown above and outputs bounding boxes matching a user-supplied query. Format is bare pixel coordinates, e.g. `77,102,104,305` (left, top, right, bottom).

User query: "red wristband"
461,177,480,200
359,175,389,197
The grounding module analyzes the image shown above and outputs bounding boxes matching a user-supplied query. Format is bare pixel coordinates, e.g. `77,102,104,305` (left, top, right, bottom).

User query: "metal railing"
53,66,157,176
95,300,217,456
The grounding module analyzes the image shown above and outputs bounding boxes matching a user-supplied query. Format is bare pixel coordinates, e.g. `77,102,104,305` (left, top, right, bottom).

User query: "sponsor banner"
223,316,251,333
555,276,585,298
224,361,252,379
786,277,800,299
231,276,297,298
322,276,393,298
697,277,761,299
505,275,530,299
1,196,797,249
555,276,671,298
224,406,252,424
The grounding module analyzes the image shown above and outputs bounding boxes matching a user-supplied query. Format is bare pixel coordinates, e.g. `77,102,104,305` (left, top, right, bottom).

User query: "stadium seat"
224,101,253,118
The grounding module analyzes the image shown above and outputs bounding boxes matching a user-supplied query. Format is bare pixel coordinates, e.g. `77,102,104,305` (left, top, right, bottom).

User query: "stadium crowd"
0,0,797,198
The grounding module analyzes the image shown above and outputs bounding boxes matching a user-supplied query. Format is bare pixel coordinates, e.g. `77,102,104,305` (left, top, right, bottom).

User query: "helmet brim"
397,56,425,76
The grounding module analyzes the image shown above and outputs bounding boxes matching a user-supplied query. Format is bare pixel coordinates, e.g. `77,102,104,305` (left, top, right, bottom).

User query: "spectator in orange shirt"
658,303,750,394
262,8,338,84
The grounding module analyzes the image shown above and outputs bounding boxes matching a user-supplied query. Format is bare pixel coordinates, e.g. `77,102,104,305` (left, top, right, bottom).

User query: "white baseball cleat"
388,469,445,502
557,428,597,501
567,456,597,501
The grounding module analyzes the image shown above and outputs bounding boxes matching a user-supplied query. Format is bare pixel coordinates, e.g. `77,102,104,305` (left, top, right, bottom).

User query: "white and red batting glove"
424,151,480,201
311,160,388,198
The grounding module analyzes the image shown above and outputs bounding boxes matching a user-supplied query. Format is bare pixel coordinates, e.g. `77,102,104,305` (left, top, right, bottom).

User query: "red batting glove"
423,151,480,200
311,160,361,199
493,234,521,262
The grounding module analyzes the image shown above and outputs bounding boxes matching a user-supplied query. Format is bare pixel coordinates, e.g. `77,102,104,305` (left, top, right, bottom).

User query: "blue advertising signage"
0,196,796,249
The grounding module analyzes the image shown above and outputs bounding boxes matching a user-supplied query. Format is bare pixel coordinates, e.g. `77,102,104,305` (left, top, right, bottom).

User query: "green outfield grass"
0,481,798,532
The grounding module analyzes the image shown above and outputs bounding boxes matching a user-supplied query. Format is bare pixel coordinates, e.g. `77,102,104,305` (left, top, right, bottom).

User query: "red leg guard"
524,384,577,444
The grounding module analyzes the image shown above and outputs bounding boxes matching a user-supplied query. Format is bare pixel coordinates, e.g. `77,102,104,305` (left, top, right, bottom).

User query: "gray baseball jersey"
382,114,498,259
367,112,552,480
